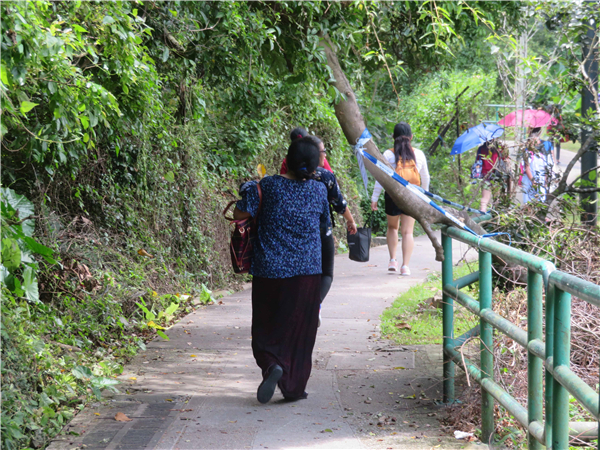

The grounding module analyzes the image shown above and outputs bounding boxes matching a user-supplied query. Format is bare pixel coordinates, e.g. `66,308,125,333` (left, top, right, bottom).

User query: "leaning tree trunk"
318,34,485,261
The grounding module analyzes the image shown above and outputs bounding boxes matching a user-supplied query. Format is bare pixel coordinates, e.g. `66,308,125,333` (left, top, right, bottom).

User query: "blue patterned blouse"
236,175,330,279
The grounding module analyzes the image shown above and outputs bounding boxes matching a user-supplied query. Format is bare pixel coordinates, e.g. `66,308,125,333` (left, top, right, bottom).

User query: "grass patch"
380,262,480,345
559,140,580,153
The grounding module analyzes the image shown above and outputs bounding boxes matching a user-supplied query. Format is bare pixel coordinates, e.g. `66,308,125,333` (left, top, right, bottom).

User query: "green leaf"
8,425,25,439
72,24,88,33
164,171,175,182
91,386,102,399
20,247,34,264
0,65,8,85
21,236,57,264
13,276,24,297
1,238,21,272
0,265,9,283
72,365,93,379
135,302,155,321
156,330,170,341
102,15,115,25
162,48,170,62
32,338,45,353
2,187,35,236
20,101,39,115
91,377,120,389
200,283,213,303
83,133,90,143
22,266,40,303
164,302,179,317
80,115,89,129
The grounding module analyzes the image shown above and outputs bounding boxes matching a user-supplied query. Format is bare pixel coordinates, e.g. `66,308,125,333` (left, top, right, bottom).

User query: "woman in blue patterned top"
233,137,330,404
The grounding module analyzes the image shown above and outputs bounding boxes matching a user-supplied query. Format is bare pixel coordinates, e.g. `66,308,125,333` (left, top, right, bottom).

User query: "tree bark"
318,33,485,261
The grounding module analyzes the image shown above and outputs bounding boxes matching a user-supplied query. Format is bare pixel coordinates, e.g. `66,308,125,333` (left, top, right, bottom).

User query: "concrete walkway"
49,233,482,450
556,147,581,184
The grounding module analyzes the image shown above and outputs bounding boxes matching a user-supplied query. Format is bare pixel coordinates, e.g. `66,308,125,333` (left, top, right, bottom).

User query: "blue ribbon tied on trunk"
353,128,372,194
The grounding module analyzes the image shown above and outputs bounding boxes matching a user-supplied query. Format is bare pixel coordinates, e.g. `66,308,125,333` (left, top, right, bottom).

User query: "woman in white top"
370,122,431,275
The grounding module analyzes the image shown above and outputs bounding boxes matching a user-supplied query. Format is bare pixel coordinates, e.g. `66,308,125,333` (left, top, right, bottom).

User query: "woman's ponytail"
392,122,415,164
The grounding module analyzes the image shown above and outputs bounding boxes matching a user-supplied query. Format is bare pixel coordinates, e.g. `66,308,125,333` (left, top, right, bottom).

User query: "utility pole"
515,33,528,143
580,14,598,226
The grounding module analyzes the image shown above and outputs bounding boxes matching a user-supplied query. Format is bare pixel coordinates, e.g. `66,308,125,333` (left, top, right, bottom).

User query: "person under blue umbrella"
451,123,505,212
471,142,505,211
451,122,504,155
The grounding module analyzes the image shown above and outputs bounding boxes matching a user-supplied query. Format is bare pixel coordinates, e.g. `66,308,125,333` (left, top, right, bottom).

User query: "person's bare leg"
400,214,415,268
480,188,492,212
386,215,400,260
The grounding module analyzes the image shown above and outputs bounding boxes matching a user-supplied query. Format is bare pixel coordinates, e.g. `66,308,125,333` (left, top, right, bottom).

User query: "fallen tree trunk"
318,34,485,261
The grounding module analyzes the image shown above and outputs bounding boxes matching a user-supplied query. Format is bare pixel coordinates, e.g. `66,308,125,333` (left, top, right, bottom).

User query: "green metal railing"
441,219,600,449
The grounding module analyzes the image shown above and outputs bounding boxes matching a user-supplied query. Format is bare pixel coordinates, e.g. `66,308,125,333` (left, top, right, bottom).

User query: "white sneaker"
400,265,411,276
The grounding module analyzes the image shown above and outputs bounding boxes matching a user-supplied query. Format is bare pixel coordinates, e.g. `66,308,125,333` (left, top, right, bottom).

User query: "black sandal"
257,365,283,404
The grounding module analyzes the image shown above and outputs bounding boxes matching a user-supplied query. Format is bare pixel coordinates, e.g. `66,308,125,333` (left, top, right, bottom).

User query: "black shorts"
384,192,405,216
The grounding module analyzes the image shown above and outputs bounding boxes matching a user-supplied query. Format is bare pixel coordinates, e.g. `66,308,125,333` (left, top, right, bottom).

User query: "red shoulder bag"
223,184,262,274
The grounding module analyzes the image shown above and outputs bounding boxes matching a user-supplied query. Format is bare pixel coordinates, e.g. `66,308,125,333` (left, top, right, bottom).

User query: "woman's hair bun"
290,127,309,143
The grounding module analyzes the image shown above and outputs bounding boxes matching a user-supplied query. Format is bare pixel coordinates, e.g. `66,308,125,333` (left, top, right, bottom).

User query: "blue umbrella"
450,122,504,155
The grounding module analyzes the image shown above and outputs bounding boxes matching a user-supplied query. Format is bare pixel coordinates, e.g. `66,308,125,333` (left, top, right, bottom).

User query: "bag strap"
362,211,374,229
222,182,262,222
223,200,237,221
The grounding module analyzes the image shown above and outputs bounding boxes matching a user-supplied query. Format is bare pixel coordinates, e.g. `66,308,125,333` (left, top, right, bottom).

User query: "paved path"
49,233,481,450
555,147,581,184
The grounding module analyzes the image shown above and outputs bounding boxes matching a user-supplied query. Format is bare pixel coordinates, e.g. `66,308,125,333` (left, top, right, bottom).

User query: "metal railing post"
442,232,455,403
528,270,543,449
545,283,555,449
479,250,494,444
552,287,572,449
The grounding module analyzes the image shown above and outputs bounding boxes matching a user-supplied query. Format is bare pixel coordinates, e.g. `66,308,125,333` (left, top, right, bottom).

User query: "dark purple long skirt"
251,275,321,400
